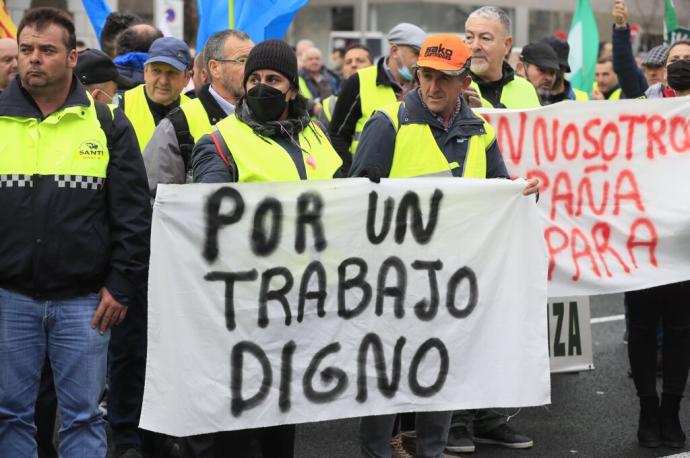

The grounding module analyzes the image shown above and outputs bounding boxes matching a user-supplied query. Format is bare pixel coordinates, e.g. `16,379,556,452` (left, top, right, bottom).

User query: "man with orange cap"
350,33,538,458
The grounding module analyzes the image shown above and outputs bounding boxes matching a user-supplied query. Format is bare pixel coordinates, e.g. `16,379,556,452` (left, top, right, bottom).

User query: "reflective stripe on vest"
376,102,490,179
0,93,110,180
469,76,541,109
323,95,337,123
214,115,342,182
124,85,190,152
299,77,314,100
351,65,397,154
179,98,213,143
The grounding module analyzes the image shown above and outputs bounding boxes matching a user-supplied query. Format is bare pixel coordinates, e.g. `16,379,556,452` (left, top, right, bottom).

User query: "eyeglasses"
214,57,248,65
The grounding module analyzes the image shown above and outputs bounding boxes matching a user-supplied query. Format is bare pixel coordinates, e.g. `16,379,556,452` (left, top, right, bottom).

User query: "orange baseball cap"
415,33,472,74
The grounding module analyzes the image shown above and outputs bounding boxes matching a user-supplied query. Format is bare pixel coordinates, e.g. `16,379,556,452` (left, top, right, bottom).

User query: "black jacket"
0,77,151,305
470,61,517,108
349,89,509,180
328,57,402,171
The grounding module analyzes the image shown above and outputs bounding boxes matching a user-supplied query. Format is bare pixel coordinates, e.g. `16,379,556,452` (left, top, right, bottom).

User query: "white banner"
481,98,690,297
140,179,550,437
548,297,593,373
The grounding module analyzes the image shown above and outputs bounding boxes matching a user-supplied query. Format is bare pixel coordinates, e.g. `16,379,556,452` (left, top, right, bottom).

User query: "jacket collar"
471,61,516,87
401,89,485,137
603,84,621,99
375,56,396,88
0,74,90,118
198,83,229,124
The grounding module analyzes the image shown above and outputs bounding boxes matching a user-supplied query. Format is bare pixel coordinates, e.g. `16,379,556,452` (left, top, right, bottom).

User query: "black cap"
243,40,298,87
520,42,560,72
76,49,135,89
540,35,570,72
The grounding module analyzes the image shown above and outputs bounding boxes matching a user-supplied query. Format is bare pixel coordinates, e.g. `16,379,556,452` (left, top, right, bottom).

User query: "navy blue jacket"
0,77,151,305
349,89,509,180
612,25,648,98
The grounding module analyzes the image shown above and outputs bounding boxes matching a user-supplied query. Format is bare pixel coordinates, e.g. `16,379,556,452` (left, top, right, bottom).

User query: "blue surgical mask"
393,52,414,82
398,64,414,81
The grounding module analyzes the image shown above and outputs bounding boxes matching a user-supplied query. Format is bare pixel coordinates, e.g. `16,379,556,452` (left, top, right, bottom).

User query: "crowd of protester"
0,1,688,457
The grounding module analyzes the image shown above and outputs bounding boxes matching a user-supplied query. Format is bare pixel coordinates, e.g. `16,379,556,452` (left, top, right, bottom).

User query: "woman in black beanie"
184,40,342,458
191,39,342,184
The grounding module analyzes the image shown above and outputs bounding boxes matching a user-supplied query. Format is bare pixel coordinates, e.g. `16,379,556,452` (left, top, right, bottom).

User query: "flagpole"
360,0,368,44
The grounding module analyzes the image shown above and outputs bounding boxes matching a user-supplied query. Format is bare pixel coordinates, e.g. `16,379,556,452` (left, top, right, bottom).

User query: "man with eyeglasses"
143,30,253,198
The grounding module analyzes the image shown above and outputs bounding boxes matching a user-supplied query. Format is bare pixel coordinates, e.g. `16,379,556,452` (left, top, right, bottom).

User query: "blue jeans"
360,411,452,458
0,288,110,458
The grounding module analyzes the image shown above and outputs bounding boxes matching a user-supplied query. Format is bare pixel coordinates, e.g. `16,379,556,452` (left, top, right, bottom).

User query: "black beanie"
243,39,298,88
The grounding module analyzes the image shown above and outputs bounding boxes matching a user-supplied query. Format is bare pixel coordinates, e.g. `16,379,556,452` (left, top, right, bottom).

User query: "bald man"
0,38,18,92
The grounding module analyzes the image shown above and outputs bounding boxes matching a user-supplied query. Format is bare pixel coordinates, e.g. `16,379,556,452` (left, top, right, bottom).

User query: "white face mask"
96,89,119,107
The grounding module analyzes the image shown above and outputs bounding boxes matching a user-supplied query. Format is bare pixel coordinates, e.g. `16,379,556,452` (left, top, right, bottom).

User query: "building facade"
5,0,689,55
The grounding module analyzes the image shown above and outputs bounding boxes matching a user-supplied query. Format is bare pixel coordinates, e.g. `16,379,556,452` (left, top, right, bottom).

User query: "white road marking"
590,314,625,324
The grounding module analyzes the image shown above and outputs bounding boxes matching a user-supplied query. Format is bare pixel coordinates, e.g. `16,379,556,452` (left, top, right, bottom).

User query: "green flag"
568,0,599,93
665,0,679,37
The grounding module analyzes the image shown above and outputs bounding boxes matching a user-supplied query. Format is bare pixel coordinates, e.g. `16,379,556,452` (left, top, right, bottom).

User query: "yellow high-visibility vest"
124,84,190,152
323,94,337,123
0,94,111,179
213,115,342,182
470,75,541,109
179,98,213,142
299,76,314,100
376,101,493,178
351,65,397,154
608,88,622,100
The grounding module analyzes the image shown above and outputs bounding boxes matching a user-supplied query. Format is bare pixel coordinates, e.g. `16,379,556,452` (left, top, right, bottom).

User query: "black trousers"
109,287,148,449
177,425,295,458
626,280,690,398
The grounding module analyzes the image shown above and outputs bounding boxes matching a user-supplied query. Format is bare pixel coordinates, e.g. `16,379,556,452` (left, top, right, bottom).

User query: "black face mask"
245,84,288,122
667,60,690,92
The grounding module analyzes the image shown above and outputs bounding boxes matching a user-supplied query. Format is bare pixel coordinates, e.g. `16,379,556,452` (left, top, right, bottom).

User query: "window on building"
332,7,354,31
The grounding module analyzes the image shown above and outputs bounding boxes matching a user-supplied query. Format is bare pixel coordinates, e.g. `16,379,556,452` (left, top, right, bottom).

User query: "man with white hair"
298,46,339,101
463,6,540,109
445,10,537,453
295,38,314,69
0,38,18,92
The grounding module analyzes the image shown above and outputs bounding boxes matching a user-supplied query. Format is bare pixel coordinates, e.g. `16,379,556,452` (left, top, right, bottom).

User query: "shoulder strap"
94,101,114,147
209,127,236,181
168,107,195,171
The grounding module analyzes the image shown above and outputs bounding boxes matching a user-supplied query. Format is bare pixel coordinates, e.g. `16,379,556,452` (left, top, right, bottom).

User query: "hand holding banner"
141,179,550,436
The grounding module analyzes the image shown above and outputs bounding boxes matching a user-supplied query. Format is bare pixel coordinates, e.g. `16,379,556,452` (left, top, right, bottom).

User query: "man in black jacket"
328,22,426,173
0,7,150,458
